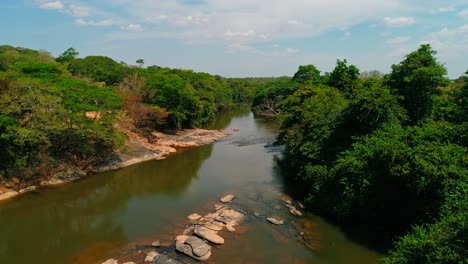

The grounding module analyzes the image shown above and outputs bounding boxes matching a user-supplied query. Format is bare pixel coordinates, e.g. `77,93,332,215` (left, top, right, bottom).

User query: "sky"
1,0,467,78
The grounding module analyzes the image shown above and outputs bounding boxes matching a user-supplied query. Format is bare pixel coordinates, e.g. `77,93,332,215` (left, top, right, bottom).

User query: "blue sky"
1,0,467,78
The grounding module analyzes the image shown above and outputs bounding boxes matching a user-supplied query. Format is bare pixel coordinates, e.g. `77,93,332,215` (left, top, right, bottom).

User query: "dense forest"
1,43,466,263
253,44,467,263
0,45,258,183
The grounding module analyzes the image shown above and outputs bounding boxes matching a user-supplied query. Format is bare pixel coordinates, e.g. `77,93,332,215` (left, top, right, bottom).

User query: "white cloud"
458,9,468,19
106,0,400,47
38,1,63,10
286,48,299,53
70,5,91,17
386,36,410,45
287,20,302,25
75,19,114,27
383,16,415,26
436,5,456,13
121,23,143,32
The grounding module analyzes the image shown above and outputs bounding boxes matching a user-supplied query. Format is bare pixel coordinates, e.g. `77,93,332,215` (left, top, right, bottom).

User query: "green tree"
56,47,79,63
292,64,322,84
385,44,449,124
326,59,360,94
136,59,144,68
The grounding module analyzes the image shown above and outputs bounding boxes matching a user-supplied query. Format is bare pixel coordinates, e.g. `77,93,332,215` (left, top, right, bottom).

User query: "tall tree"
385,44,449,124
56,47,79,63
326,59,360,94
292,64,322,84
136,59,144,68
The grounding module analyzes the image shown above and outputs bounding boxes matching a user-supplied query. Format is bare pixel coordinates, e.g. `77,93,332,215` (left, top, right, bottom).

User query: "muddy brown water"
0,107,382,263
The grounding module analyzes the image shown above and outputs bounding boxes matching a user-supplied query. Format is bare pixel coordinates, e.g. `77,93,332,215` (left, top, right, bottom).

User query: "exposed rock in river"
194,225,225,244
220,194,235,203
175,235,212,261
145,251,158,262
267,217,285,225
102,259,118,264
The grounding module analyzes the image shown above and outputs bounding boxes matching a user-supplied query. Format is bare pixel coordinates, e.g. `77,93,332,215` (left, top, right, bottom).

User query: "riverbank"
0,127,229,202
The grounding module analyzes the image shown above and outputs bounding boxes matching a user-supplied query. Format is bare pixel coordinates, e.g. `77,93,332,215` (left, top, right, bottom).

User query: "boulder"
184,236,211,257
175,235,211,261
0,191,19,201
267,217,284,225
226,223,236,232
220,194,235,203
194,226,224,244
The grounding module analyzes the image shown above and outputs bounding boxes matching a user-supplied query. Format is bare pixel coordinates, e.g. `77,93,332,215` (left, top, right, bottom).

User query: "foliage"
56,47,79,63
276,44,466,262
68,56,129,85
326,59,360,95
385,44,449,124
292,64,322,84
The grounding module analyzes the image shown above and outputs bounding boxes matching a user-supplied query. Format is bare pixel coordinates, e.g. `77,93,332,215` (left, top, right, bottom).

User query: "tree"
56,47,79,63
292,64,322,84
385,44,449,124
326,59,360,94
136,59,144,68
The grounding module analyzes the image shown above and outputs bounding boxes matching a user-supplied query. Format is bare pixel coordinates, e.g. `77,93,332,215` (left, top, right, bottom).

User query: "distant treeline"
0,45,261,182
252,44,467,264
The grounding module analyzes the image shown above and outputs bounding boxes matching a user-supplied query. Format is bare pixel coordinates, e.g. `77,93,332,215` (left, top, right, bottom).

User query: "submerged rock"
152,254,182,264
187,213,202,221
194,226,225,244
220,194,235,203
267,217,284,225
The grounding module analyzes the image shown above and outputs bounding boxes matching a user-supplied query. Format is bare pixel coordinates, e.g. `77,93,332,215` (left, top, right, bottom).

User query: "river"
0,107,382,263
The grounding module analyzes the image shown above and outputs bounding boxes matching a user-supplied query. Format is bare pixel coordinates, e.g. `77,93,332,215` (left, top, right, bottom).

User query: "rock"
175,236,211,261
204,222,223,231
151,241,161,247
145,251,158,262
185,236,211,257
298,201,306,209
187,213,202,221
85,111,102,119
220,194,235,203
273,204,281,210
183,226,193,235
0,191,19,201
194,226,225,244
289,208,303,217
123,262,135,264
102,259,118,264
215,208,244,226
267,217,284,225
18,186,37,194
214,204,226,210
226,224,236,232
254,211,260,217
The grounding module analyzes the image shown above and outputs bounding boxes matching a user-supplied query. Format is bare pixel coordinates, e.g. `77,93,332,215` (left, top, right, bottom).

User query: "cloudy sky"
1,0,467,77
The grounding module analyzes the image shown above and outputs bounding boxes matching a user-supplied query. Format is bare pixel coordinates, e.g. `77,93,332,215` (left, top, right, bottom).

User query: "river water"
0,107,381,263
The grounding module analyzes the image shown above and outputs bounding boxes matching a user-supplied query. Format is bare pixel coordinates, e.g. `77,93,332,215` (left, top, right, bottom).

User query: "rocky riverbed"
99,193,311,264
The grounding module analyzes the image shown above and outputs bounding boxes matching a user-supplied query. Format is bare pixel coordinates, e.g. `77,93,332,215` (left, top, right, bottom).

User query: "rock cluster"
174,201,245,260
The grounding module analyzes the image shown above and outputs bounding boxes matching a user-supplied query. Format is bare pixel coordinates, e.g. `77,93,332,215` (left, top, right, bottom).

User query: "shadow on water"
269,153,388,255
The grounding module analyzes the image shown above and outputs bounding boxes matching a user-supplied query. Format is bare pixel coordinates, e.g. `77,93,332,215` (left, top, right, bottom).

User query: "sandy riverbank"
0,127,229,202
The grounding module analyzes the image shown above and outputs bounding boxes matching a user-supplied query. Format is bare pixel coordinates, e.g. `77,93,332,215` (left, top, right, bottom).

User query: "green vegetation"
255,45,467,263
0,45,257,182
